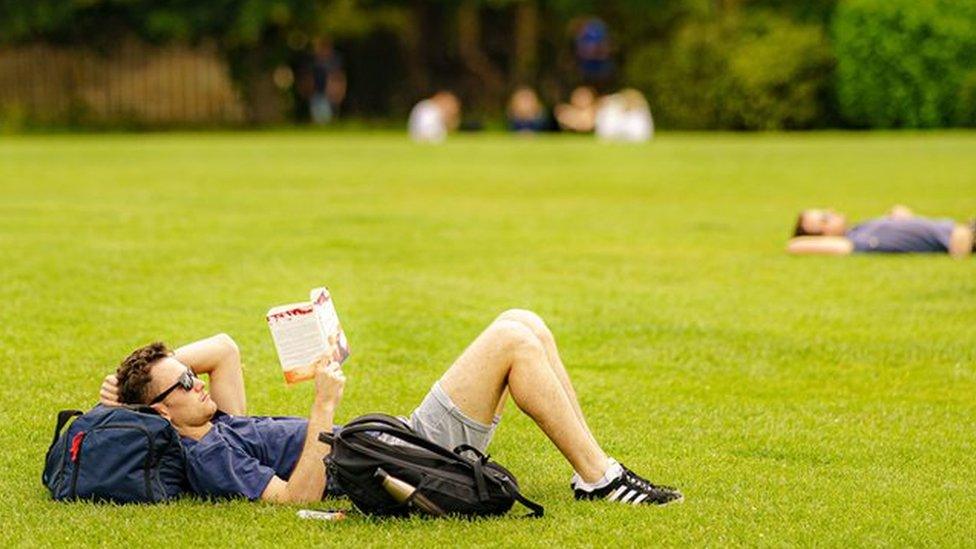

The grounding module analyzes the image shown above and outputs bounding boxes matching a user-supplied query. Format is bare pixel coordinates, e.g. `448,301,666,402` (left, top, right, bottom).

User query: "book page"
267,302,329,384
310,287,351,364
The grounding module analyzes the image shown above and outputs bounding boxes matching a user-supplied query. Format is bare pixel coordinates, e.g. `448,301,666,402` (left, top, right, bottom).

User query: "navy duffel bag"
42,405,187,503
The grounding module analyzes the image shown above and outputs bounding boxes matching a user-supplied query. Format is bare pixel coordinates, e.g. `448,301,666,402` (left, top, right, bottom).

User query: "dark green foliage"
0,0,323,45
0,0,335,122
626,12,833,130
748,0,839,24
3,0,976,127
958,70,976,126
832,0,976,128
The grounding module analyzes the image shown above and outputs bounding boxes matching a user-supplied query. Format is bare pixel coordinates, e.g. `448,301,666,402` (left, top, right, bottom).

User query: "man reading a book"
100,310,682,506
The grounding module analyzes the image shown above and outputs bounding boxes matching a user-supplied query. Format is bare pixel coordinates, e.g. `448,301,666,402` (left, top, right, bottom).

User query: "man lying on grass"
786,205,975,257
100,309,682,506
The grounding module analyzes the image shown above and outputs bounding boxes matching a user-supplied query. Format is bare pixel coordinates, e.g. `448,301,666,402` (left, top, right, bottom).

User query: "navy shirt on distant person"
182,412,310,500
846,218,954,253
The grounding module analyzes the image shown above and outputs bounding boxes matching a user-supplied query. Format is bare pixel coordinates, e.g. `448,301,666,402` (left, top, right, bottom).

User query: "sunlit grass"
1,131,975,546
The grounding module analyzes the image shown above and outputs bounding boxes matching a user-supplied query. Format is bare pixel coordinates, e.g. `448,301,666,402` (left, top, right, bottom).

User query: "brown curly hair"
793,213,816,237
116,342,172,404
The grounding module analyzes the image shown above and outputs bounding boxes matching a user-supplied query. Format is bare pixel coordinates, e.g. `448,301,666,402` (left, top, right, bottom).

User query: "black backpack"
319,413,544,518
42,405,188,503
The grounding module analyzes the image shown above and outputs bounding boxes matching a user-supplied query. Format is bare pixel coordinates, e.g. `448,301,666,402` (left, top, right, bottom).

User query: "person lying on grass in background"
99,309,682,506
786,205,975,258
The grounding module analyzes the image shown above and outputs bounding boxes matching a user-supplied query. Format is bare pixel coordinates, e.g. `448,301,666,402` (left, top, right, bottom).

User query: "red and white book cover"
267,286,350,384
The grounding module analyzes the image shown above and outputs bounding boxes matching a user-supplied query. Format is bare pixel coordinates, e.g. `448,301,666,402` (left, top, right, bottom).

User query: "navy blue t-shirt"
846,218,954,253
182,412,308,500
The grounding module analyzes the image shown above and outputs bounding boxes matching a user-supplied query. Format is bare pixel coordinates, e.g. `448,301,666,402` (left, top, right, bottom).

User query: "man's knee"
496,309,553,344
486,319,545,359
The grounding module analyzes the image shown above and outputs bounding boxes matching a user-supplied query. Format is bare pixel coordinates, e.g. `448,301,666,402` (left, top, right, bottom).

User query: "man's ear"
151,403,171,420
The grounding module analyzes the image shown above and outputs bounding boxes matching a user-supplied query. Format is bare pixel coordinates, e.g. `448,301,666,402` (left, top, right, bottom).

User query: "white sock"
571,458,623,492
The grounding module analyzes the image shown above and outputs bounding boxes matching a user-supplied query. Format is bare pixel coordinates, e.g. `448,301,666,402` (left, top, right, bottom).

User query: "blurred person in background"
408,91,461,143
787,206,975,257
308,38,346,125
555,86,598,133
573,17,614,89
594,89,653,142
507,87,548,133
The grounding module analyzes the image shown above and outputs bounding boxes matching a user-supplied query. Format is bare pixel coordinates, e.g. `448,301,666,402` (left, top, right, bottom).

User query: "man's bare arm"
174,334,247,415
327,71,347,106
261,360,345,504
948,224,974,259
99,334,247,414
786,236,855,255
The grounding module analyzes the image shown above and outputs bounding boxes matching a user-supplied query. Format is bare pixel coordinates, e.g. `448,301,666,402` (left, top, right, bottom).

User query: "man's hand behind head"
888,204,914,220
99,374,121,407
314,359,345,409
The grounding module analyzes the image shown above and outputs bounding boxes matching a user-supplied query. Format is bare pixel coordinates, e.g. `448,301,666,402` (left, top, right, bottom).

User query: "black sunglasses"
149,368,198,405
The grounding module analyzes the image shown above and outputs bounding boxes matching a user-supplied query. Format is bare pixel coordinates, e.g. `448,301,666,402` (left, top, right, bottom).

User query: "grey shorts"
406,382,500,453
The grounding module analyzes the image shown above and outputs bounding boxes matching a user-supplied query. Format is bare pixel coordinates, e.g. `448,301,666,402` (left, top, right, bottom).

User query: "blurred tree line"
1,0,974,129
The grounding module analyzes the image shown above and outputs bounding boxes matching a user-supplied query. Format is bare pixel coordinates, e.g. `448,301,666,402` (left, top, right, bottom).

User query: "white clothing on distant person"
595,90,653,142
408,100,447,143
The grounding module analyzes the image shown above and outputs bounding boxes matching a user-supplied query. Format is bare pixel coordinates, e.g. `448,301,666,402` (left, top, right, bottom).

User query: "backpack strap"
453,444,487,461
318,431,335,445
49,406,160,450
451,444,491,501
318,414,408,446
320,414,413,446
456,444,544,517
502,478,545,518
467,448,544,518
121,403,159,415
346,413,412,430
471,458,489,501
51,410,82,448
336,421,464,463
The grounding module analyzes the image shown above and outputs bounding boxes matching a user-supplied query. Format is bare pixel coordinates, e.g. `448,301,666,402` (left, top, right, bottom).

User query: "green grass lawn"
2,131,975,547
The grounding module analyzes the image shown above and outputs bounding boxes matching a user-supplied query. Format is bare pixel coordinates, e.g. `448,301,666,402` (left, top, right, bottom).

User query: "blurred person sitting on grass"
408,91,461,143
555,86,598,133
507,87,548,133
594,89,653,143
99,310,682,506
307,37,346,125
787,205,975,258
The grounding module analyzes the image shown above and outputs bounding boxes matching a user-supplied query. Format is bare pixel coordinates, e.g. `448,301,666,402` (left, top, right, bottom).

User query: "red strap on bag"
70,432,86,462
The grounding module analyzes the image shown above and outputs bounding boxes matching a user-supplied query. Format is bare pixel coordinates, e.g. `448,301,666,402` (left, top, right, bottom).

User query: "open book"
267,287,350,384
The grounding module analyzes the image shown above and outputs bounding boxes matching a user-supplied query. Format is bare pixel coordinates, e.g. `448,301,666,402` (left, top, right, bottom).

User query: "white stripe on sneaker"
620,490,638,503
605,486,627,501
612,486,630,501
631,493,648,505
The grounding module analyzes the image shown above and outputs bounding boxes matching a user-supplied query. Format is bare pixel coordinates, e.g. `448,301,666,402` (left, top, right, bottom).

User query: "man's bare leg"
438,317,609,482
494,309,601,451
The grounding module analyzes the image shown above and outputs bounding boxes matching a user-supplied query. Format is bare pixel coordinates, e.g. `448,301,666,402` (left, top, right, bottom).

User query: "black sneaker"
573,465,683,505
